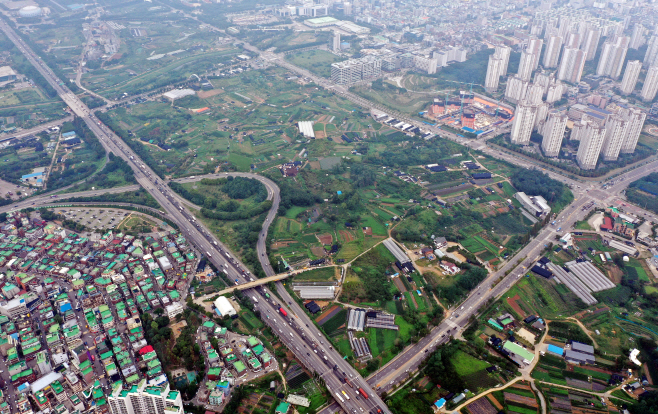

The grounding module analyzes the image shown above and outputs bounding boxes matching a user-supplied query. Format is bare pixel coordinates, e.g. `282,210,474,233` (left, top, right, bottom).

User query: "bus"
335,393,344,403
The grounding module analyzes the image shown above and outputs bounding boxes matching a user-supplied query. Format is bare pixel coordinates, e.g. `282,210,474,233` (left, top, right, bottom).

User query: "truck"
358,388,369,399
341,390,350,400
335,393,344,403
252,296,258,303
279,307,287,317
206,251,212,257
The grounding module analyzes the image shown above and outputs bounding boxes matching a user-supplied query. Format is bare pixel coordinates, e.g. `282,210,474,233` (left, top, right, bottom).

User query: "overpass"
193,265,340,302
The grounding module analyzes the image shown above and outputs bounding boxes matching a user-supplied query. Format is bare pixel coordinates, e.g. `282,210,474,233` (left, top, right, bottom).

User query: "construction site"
425,89,514,136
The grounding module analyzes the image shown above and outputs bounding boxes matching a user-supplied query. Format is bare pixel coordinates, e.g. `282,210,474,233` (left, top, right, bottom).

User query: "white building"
332,32,340,52
0,298,27,318
543,35,563,68
601,115,628,161
510,101,538,145
527,37,543,70
517,50,535,82
645,35,658,67
505,76,529,104
576,122,607,170
164,303,184,319
541,110,568,157
581,28,601,61
108,381,183,414
620,60,641,95
485,54,503,92
330,56,381,85
525,83,544,105
496,45,511,75
641,65,658,102
213,296,237,317
558,47,586,83
413,55,438,75
596,36,629,79
546,83,565,103
630,23,645,50
620,108,647,154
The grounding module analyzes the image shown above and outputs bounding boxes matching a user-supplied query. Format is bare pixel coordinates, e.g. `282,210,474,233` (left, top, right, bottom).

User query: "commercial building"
510,101,538,145
332,32,340,52
596,36,629,79
541,110,568,157
514,192,551,216
620,60,641,95
330,56,381,85
557,47,586,83
641,65,658,102
576,122,607,170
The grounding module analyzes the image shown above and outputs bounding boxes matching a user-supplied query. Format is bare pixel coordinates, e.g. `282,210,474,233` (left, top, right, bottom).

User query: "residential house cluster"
0,210,195,414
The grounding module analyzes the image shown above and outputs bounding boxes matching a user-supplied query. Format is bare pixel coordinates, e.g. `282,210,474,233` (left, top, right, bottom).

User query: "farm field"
285,50,344,78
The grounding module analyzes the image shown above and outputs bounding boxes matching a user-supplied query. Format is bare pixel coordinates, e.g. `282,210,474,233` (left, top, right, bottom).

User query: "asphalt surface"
4,15,658,414
0,20,386,414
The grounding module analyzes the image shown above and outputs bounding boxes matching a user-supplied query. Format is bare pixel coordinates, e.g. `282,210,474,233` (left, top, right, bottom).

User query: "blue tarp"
434,399,446,408
547,344,564,356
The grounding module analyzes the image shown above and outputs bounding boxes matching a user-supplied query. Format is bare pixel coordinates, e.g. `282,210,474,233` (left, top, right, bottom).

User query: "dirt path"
566,317,599,349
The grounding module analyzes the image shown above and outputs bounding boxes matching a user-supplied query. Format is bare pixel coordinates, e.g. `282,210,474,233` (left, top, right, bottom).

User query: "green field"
285,50,343,78
294,267,336,282
451,351,490,376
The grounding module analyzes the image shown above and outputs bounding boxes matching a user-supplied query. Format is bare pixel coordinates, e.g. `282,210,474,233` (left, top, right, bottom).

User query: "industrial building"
545,262,598,305
330,56,381,85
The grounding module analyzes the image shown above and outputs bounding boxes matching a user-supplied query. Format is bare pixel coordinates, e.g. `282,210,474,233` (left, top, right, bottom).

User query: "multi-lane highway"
0,18,387,414
4,14,658,414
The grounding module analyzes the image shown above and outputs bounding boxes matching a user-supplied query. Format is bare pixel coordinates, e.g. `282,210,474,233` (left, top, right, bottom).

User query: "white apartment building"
485,54,503,92
620,60,641,95
527,37,543,70
558,47,586,83
596,36,629,79
543,35,563,68
641,65,658,102
576,122,607,170
546,83,565,103
505,76,529,104
510,101,538,145
541,110,568,157
108,381,183,414
517,50,535,82
581,28,601,61
645,35,658,67
526,83,544,105
630,23,645,50
496,45,511,76
620,108,647,154
601,115,628,161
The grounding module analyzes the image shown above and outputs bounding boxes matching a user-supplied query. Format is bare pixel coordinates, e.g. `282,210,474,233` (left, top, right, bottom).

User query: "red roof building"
600,217,613,231
138,345,154,355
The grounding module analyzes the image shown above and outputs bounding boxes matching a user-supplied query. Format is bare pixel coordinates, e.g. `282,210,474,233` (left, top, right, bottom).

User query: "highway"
5,13,658,414
0,18,387,414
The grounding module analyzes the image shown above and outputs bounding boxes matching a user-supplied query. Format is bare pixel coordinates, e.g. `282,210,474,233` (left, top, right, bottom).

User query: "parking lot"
52,207,162,234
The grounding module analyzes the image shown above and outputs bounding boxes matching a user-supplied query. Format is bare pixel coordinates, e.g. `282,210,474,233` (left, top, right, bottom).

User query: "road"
0,19,387,414
5,13,658,414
